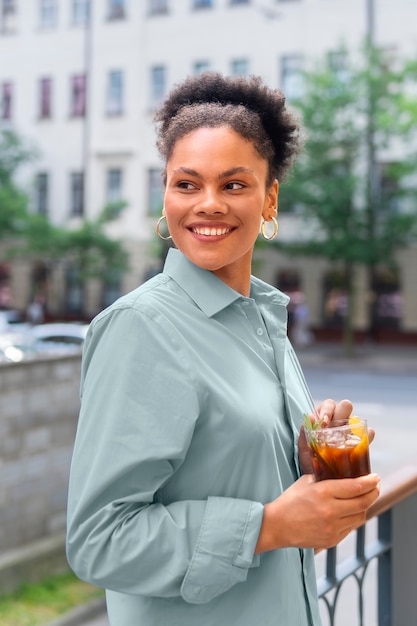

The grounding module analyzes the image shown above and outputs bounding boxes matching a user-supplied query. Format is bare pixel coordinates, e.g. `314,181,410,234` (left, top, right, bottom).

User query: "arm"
256,397,380,555
255,471,380,554
66,306,263,603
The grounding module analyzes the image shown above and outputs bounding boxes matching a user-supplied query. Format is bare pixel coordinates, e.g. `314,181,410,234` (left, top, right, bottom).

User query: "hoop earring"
156,215,172,240
261,217,279,241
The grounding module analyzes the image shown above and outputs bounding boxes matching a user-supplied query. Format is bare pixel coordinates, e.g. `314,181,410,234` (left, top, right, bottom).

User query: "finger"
333,399,353,421
322,473,381,500
317,399,336,426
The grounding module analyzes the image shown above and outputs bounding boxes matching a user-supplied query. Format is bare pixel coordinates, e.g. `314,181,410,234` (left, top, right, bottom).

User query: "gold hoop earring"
261,217,278,241
156,215,172,240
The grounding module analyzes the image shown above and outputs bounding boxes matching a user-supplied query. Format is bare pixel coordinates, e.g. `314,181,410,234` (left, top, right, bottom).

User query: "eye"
177,181,196,190
225,181,245,190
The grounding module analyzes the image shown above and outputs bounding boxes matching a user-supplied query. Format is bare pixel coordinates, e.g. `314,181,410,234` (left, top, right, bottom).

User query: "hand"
298,398,375,474
255,472,381,554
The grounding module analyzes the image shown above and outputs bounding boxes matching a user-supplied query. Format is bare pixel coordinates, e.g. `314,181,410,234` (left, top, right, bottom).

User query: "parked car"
0,321,89,362
29,322,89,352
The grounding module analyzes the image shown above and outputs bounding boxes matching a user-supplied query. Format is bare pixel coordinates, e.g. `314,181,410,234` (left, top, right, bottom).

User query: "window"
148,168,164,216
107,168,123,203
328,50,349,83
1,82,12,119
108,0,125,20
1,0,16,29
2,0,16,15
70,172,84,216
281,55,304,101
193,0,212,8
65,265,83,314
149,0,168,14
36,173,49,215
102,269,122,308
230,58,249,76
70,74,86,117
193,60,210,74
72,0,90,24
40,0,57,27
150,65,166,107
39,78,52,118
106,70,124,115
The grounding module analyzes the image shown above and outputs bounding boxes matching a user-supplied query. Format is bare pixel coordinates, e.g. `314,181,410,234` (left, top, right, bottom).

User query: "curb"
44,597,107,626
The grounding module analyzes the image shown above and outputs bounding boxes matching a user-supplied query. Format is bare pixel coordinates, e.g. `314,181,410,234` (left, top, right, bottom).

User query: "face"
163,126,278,295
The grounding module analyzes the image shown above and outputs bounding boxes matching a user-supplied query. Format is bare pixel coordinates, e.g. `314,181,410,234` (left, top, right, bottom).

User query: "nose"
194,188,227,215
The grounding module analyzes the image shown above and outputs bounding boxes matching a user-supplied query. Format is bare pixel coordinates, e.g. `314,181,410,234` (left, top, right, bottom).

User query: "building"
1,0,416,339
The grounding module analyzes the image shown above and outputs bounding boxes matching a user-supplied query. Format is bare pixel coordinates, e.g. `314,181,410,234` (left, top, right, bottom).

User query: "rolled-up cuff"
180,496,264,604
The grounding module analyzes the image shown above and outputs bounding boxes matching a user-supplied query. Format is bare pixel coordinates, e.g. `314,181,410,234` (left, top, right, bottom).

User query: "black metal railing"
315,465,417,626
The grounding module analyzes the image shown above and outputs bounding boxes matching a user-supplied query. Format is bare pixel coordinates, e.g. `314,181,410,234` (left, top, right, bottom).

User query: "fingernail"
321,414,330,427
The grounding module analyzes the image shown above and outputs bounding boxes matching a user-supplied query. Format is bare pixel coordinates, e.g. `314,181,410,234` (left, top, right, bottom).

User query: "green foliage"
0,129,129,282
0,130,35,241
0,570,103,626
279,43,417,267
277,43,417,350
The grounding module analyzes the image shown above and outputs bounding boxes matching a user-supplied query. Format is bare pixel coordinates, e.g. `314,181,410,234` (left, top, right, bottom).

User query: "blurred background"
0,0,416,357
1,2,417,625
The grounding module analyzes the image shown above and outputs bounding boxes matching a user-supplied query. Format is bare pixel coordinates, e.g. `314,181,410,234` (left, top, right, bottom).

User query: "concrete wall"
0,353,81,593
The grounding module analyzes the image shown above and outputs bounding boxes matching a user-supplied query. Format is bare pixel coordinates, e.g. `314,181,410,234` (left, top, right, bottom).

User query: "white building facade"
1,0,417,337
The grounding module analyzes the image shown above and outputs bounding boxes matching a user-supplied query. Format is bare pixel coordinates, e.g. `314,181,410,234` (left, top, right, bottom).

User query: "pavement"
45,341,416,626
296,340,417,374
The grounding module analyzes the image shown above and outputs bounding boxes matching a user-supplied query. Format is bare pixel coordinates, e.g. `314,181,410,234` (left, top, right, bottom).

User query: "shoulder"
91,273,183,328
250,275,290,306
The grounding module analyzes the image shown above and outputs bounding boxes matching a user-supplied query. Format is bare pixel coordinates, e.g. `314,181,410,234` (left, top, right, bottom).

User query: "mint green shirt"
66,249,321,626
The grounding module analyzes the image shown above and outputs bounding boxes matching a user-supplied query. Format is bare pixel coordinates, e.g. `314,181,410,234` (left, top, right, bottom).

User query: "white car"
29,322,89,350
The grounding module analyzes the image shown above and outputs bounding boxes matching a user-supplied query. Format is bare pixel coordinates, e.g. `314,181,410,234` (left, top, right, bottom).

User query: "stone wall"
0,353,82,593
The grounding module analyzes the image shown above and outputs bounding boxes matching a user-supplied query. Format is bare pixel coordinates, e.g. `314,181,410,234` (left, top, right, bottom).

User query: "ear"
262,179,279,221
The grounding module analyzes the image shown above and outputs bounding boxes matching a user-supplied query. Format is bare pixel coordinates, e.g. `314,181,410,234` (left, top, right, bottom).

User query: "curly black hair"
154,72,303,184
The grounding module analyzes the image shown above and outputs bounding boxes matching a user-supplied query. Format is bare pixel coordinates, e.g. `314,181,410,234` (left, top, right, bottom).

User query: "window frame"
108,0,126,20
70,74,87,117
70,171,85,217
1,82,12,119
150,65,166,108
39,77,52,119
72,0,90,24
106,70,124,116
106,168,123,204
36,172,49,216
147,167,164,216
39,0,57,28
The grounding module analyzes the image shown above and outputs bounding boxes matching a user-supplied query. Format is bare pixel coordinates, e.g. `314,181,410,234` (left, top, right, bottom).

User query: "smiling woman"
66,72,380,626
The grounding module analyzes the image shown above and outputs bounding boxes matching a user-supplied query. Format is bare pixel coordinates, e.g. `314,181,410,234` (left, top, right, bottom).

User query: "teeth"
192,227,230,236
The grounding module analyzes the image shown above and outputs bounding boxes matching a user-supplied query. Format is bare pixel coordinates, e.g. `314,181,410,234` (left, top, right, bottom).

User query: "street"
77,354,417,626
302,364,417,479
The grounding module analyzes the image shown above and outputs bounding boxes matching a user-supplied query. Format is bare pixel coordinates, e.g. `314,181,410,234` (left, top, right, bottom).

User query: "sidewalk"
296,341,417,374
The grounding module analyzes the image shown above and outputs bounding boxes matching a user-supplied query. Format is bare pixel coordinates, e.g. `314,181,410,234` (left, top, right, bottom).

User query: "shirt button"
257,328,264,336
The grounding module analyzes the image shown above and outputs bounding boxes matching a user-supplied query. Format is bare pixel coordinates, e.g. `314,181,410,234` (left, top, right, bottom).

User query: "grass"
0,570,104,626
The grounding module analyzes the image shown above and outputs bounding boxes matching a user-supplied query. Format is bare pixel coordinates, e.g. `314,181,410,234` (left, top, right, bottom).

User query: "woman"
66,73,380,625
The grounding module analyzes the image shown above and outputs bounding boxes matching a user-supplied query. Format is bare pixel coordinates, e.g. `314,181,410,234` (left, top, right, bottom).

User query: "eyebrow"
171,166,255,179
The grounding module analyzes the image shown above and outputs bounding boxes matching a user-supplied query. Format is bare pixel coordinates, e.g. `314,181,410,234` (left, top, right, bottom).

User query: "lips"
191,227,231,236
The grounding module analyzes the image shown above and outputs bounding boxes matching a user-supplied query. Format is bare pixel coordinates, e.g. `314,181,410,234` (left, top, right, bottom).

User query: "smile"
191,227,231,236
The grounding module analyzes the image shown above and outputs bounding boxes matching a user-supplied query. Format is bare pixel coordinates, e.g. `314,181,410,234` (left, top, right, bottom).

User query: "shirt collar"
163,248,242,317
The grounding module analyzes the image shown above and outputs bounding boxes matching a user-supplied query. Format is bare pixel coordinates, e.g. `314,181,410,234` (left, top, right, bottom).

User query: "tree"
0,130,34,241
278,43,417,355
0,129,129,312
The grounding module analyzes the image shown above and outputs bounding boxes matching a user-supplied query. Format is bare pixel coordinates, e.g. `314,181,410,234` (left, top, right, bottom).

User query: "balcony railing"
315,465,417,626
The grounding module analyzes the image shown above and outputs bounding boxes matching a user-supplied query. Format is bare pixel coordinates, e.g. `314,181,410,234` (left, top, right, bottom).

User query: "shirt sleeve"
66,304,263,603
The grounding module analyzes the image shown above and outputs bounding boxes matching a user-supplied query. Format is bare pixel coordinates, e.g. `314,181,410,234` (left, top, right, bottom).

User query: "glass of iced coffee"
304,416,371,481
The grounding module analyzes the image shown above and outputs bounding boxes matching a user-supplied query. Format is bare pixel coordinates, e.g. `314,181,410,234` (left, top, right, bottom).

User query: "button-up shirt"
66,248,322,626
